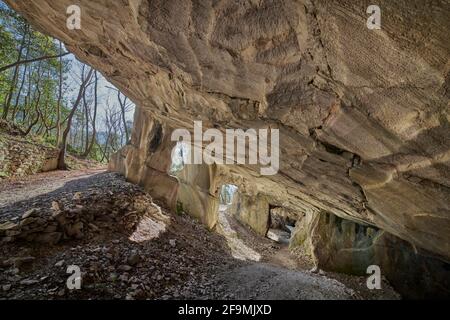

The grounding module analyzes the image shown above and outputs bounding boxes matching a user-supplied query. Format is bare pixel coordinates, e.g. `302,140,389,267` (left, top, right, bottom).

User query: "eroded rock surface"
6,0,449,297
290,210,450,299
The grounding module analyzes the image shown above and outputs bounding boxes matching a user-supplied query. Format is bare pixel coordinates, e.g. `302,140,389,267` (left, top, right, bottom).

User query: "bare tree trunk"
38,80,53,136
99,107,119,162
117,91,129,142
21,62,33,122
23,60,43,135
11,35,31,122
11,64,28,122
57,67,94,170
83,71,98,158
3,25,29,119
0,52,70,73
80,109,86,152
23,89,41,135
100,111,112,162
56,41,63,145
24,112,40,135
96,138,109,162
82,81,90,154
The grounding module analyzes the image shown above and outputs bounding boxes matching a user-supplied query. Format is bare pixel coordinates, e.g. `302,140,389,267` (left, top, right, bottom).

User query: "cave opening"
168,141,190,177
267,206,295,245
219,184,239,207
216,184,261,261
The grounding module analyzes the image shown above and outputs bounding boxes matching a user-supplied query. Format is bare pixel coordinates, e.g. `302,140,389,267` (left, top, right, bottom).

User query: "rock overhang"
5,0,449,262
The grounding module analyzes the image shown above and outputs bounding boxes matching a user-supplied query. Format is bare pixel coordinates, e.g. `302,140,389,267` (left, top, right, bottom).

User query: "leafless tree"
3,24,29,119
80,71,98,158
57,65,94,169
106,86,133,143
55,41,64,145
0,52,70,74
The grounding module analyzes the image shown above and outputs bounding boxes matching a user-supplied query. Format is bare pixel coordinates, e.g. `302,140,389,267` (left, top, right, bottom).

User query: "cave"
1,0,449,301
267,206,296,244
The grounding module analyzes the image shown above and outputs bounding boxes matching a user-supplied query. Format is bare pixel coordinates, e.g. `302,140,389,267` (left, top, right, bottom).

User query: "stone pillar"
109,107,179,210
176,163,220,229
234,193,270,236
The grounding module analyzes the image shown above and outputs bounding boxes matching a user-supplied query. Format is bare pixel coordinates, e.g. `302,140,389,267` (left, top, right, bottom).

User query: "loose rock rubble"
1,172,160,244
0,121,100,180
0,172,237,299
0,171,399,300
5,0,449,299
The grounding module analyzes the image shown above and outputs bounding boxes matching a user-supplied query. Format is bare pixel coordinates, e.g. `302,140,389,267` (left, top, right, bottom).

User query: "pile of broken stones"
0,173,236,299
0,189,147,245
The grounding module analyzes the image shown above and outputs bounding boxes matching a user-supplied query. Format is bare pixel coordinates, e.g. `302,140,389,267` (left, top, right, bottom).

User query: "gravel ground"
0,170,400,300
0,169,106,220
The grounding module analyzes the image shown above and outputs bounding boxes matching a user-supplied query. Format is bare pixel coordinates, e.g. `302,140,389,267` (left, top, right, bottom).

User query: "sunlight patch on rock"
217,205,261,262
129,215,167,242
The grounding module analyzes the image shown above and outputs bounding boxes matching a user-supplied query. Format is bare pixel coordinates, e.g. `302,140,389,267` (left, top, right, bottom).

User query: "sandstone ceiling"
5,0,449,261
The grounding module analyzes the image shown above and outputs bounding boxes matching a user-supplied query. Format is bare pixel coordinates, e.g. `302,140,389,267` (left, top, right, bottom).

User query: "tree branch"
0,52,70,73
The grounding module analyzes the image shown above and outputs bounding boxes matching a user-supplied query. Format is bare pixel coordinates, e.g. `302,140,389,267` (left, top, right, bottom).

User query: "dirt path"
210,263,355,299
0,170,399,300
210,205,399,300
0,168,106,211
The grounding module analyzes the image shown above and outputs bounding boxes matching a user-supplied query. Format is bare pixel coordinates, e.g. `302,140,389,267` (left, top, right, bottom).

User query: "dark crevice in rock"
148,122,163,153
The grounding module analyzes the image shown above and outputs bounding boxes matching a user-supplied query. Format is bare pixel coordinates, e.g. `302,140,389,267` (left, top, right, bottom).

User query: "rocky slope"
0,170,399,299
5,0,449,298
0,120,100,179
0,120,59,178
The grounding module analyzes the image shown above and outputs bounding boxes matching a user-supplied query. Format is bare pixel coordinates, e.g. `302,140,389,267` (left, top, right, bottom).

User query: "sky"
64,52,136,131
1,0,136,132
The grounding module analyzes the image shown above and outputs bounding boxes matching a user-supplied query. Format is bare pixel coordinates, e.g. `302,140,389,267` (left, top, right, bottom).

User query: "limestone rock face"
235,193,270,236
6,0,449,271
290,211,450,299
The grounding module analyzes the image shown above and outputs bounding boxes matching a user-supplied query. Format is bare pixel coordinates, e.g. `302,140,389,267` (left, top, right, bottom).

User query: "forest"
0,2,133,168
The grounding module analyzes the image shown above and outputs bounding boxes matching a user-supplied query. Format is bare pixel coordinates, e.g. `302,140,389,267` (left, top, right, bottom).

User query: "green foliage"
88,142,107,163
1,1,64,124
0,22,14,105
176,201,184,216
0,1,133,166
0,25,14,63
